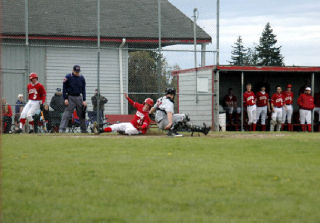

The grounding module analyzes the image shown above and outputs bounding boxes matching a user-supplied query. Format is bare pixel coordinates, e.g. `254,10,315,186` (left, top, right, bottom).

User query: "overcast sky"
166,0,320,68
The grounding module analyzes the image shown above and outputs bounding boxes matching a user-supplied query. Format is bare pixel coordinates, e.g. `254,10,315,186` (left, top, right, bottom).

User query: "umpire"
59,65,87,133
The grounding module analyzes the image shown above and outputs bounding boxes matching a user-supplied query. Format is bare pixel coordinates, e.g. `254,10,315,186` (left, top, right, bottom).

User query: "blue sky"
165,0,320,68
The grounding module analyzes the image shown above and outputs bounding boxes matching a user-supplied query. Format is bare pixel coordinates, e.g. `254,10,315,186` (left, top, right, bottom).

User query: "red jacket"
297,93,314,110
2,104,12,117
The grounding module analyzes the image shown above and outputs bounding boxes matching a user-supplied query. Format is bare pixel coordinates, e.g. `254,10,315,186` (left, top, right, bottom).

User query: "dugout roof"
1,0,211,47
172,65,320,75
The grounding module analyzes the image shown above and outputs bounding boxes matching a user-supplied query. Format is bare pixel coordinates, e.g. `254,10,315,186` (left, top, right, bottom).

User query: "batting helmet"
144,98,154,107
29,73,38,80
165,87,176,95
287,84,292,88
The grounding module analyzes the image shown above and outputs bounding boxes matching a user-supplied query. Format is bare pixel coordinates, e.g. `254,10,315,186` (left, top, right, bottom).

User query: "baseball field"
2,132,320,223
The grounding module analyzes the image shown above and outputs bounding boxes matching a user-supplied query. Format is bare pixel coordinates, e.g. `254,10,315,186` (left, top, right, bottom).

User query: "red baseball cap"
287,84,292,88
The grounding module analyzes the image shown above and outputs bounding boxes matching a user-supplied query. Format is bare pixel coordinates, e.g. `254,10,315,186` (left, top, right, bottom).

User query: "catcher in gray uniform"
149,88,211,136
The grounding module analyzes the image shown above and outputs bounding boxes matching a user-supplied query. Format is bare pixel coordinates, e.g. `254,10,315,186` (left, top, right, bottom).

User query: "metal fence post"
24,0,30,96
193,8,198,103
213,0,220,132
96,0,101,124
157,0,162,97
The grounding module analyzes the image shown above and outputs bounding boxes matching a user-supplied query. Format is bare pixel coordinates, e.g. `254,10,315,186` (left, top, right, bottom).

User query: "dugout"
173,65,320,131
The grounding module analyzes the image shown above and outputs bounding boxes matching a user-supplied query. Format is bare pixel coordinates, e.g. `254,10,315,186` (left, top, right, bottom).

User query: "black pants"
2,116,12,133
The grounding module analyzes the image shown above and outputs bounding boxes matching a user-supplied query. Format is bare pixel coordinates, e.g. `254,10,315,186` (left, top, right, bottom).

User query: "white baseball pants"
256,106,267,125
20,100,41,122
271,107,283,122
282,105,293,124
314,107,320,121
299,109,311,124
246,105,257,125
110,122,140,135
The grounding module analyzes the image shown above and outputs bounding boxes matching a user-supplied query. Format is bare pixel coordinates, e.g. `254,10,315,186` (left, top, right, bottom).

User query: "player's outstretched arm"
124,93,136,107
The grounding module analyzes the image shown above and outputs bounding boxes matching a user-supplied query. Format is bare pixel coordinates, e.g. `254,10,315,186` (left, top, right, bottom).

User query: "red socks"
104,127,112,132
301,124,306,132
261,125,266,131
252,124,256,131
20,118,26,125
307,124,312,132
288,124,293,131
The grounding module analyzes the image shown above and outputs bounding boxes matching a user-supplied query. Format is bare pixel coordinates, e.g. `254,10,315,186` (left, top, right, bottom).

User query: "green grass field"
2,133,320,223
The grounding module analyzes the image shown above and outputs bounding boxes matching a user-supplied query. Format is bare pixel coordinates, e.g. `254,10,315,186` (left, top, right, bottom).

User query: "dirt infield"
40,132,289,139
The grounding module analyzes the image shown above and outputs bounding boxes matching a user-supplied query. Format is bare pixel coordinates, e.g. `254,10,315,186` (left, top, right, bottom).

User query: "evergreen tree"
244,46,258,65
229,36,247,65
256,23,284,66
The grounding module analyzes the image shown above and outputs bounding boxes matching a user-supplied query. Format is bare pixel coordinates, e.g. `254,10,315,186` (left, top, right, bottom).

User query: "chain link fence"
1,0,218,134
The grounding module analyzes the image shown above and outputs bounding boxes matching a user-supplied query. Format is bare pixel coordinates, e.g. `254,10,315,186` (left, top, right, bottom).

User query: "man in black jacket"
91,89,108,124
50,88,65,113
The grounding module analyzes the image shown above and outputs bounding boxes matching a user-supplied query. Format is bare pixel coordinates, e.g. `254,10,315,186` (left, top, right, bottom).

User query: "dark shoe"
167,130,183,137
14,128,23,134
202,123,211,135
29,129,34,134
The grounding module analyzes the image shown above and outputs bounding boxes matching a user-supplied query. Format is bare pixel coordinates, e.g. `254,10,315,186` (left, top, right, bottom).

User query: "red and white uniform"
256,91,269,125
108,97,150,135
223,95,238,114
20,82,46,124
297,93,314,125
314,93,320,122
282,91,294,124
243,91,256,125
271,93,284,126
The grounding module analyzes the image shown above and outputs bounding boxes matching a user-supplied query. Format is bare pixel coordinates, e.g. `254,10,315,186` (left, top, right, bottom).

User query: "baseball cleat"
29,129,34,134
167,130,183,137
202,123,211,135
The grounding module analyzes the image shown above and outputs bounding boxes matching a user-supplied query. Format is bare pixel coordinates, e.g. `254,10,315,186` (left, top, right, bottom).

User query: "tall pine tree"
256,23,284,66
244,46,258,65
229,36,247,65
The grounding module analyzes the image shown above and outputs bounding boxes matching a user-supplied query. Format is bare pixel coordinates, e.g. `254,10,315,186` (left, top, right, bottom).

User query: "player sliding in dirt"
149,88,211,137
93,94,154,135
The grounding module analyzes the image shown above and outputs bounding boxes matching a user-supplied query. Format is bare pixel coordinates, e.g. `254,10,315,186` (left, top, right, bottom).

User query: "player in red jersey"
256,85,270,131
243,83,257,131
270,85,286,131
94,93,154,135
15,73,46,133
314,90,320,130
282,84,294,131
297,87,314,132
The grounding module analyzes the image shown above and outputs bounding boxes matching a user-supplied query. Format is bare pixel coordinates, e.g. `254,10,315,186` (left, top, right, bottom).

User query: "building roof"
1,0,211,46
172,65,320,75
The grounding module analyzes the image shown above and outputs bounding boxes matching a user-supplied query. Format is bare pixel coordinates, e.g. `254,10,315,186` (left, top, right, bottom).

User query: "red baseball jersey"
282,91,294,105
127,97,151,134
27,82,46,104
224,95,237,106
297,93,314,110
256,91,269,107
243,91,256,106
314,93,320,107
271,93,284,107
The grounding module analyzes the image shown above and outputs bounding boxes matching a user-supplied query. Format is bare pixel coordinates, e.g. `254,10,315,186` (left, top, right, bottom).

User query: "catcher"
149,88,211,137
